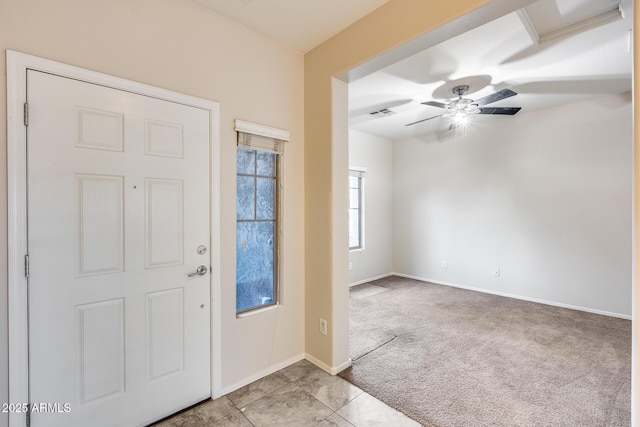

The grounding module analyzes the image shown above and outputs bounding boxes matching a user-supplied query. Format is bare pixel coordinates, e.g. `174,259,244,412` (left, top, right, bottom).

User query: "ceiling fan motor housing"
452,85,470,97
446,85,479,114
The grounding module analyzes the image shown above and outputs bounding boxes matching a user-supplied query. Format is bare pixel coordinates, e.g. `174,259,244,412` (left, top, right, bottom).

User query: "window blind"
235,119,289,154
237,132,285,154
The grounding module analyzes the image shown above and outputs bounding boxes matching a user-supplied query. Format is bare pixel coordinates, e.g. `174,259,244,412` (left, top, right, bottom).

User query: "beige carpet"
339,276,631,427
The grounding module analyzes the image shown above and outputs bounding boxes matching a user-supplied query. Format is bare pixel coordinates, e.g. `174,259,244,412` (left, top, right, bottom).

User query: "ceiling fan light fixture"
408,84,520,128
444,102,478,120
465,104,481,114
452,111,468,126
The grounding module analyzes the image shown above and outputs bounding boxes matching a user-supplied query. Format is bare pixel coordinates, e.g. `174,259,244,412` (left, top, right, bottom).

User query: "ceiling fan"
406,85,521,129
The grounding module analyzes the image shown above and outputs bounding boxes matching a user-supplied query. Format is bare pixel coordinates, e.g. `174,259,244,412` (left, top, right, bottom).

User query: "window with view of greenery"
236,146,279,313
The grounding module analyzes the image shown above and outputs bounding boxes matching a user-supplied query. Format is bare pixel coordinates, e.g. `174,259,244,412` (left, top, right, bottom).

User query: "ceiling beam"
517,6,623,46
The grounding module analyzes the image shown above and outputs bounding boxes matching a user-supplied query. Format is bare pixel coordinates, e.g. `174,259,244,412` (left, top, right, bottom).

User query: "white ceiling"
349,0,633,140
194,0,633,141
192,0,390,53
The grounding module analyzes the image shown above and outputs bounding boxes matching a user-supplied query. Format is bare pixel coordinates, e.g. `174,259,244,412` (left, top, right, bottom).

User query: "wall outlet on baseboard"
349,262,353,271
441,261,448,270
319,318,328,335
494,268,501,277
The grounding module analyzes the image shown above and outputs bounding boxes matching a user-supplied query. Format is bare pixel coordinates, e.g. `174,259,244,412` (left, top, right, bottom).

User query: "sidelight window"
349,168,365,251
236,129,284,314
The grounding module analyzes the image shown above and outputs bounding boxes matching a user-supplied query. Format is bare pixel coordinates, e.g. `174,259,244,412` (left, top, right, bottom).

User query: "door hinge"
25,254,30,278
24,102,29,126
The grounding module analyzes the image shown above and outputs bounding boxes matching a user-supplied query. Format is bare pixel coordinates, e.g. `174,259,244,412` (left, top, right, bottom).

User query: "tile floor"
152,359,421,426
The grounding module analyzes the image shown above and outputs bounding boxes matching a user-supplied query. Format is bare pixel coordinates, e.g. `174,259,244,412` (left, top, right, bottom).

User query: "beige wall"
0,0,305,423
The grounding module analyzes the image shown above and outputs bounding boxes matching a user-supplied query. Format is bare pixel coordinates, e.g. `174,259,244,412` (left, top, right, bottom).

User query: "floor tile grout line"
225,395,257,426
283,359,373,424
226,372,291,409
236,369,340,426
281,364,355,424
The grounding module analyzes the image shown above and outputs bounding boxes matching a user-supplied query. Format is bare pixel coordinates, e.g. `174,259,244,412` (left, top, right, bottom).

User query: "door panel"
76,174,125,276
27,70,211,427
146,178,184,268
76,299,125,406
146,288,184,382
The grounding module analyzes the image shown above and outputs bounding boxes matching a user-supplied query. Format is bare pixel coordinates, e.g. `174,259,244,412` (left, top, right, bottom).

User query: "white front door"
27,70,211,427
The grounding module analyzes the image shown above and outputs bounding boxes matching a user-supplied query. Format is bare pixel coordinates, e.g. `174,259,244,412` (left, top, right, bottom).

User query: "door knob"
188,265,208,277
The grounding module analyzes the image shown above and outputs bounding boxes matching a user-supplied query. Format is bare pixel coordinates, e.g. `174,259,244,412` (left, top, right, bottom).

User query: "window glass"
256,178,276,220
237,148,278,313
257,151,276,176
237,148,256,175
237,175,255,220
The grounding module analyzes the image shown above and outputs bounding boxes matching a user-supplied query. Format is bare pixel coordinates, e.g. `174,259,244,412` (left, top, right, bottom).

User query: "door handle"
188,265,208,277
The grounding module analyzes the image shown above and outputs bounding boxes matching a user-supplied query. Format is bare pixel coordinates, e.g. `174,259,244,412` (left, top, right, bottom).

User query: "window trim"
235,119,290,141
235,120,288,316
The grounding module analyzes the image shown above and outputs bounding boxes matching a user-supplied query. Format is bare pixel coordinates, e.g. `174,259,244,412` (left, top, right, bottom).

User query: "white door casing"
6,51,223,427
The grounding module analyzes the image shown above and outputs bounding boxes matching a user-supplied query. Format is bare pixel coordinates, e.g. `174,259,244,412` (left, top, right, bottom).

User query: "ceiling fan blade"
474,89,517,106
421,101,448,109
478,107,521,115
405,114,443,126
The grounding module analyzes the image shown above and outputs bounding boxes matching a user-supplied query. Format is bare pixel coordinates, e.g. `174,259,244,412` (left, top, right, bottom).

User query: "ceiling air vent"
369,108,396,117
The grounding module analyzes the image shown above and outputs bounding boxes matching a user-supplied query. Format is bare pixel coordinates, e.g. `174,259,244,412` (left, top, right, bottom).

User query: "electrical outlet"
441,261,448,270
349,262,353,271
494,268,501,277
319,319,328,335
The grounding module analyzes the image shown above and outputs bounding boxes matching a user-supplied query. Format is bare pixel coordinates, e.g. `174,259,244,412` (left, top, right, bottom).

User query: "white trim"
218,353,305,396
516,9,540,45
235,119,290,141
236,303,280,318
516,7,622,46
538,7,622,43
210,96,223,400
304,353,352,375
392,273,633,320
6,51,223,421
331,358,353,375
348,165,367,174
6,50,29,427
349,273,394,288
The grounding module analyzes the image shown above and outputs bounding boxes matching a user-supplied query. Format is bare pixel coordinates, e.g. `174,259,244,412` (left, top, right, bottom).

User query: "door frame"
6,50,222,427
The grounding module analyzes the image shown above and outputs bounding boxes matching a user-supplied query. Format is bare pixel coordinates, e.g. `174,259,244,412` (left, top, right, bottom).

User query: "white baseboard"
393,272,632,320
305,353,352,375
217,353,305,397
349,272,393,288
216,351,352,398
